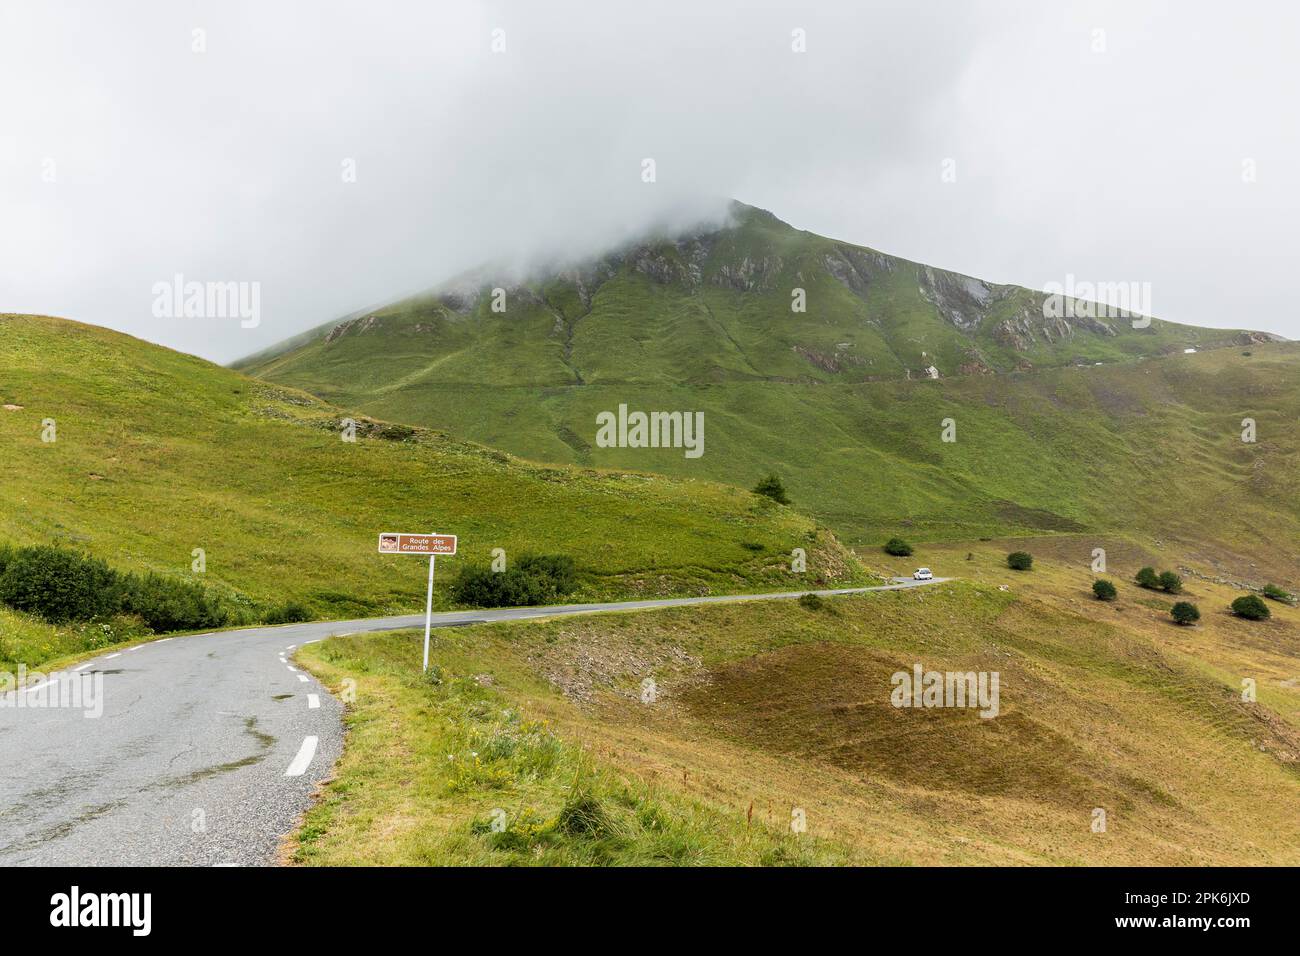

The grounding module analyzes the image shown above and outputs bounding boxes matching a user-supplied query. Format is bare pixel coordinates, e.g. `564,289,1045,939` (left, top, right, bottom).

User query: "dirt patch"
681,641,1156,810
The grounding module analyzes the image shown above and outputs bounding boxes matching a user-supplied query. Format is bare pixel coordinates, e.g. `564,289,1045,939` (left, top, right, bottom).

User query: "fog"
2,0,1296,363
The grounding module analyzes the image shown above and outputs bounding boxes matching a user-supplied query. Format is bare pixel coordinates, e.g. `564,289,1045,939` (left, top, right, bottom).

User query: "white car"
912,568,933,581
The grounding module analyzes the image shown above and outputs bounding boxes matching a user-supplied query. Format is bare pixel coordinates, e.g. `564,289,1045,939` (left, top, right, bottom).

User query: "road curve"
0,577,946,866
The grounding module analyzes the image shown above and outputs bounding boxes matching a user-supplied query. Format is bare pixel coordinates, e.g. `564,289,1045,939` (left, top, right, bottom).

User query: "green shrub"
1135,566,1160,589
1092,579,1117,601
516,554,577,596
752,473,790,505
121,572,228,632
1262,583,1295,604
1171,602,1200,625
452,554,578,608
883,537,913,557
797,592,824,611
1157,570,1183,594
1007,551,1033,571
264,601,312,625
0,546,123,623
1230,595,1270,620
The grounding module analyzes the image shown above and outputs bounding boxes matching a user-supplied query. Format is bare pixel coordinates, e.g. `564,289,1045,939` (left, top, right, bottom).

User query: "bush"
883,537,914,557
264,601,312,625
1092,579,1117,601
1230,594,1270,621
797,592,824,611
1157,570,1183,594
1135,566,1160,589
452,554,578,608
121,572,228,632
1007,551,1033,571
752,473,790,505
0,546,123,623
1171,602,1200,625
1262,583,1295,604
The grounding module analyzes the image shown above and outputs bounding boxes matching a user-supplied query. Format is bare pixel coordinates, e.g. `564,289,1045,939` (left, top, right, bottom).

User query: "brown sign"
377,533,458,555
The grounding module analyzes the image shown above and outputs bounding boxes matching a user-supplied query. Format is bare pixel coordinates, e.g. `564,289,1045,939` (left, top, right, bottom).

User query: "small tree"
883,537,913,557
752,473,790,505
1231,594,1271,620
1135,566,1160,589
1157,570,1183,594
1171,602,1200,625
1092,579,1117,601
1007,551,1033,571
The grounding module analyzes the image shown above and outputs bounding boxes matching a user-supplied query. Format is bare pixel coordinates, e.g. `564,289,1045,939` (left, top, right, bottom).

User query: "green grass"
0,313,872,669
295,575,1300,865
291,630,856,865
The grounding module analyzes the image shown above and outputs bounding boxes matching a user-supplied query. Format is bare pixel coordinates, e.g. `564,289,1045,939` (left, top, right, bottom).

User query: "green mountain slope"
237,205,1298,560
0,313,867,660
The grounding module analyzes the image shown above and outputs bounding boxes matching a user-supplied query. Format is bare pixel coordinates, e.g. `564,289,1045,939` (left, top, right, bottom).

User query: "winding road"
0,578,945,866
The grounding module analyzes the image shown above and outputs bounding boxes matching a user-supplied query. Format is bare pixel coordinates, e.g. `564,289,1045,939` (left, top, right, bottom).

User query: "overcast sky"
2,0,1297,363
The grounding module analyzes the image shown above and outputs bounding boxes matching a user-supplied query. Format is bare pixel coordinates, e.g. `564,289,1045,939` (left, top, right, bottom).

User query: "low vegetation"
1006,551,1033,571
1092,579,1117,601
1170,601,1200,625
1262,583,1296,605
884,537,913,557
452,554,579,608
752,473,790,505
1231,594,1271,620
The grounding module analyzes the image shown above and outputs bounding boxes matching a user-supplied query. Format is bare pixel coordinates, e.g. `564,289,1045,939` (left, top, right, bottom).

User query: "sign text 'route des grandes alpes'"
377,533,458,555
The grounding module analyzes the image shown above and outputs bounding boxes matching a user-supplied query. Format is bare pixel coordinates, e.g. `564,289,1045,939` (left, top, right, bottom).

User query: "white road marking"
303,639,321,645
285,736,318,777
286,666,297,673
307,694,320,709
155,638,172,644
72,663,92,672
297,674,309,683
103,653,121,660
286,644,297,650
25,678,58,694
126,646,142,653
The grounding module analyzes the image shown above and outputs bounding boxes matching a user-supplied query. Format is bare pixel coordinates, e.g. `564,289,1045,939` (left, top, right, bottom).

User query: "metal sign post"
423,553,435,673
377,533,457,672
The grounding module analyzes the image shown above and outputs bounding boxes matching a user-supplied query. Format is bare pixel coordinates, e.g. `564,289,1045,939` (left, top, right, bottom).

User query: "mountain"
0,313,867,667
237,204,1299,568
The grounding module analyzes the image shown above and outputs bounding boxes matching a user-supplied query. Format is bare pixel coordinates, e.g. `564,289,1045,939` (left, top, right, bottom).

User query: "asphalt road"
0,577,945,866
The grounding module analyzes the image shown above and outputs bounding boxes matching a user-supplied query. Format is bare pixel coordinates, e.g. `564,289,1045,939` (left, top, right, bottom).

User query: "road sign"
377,533,457,556
377,532,457,671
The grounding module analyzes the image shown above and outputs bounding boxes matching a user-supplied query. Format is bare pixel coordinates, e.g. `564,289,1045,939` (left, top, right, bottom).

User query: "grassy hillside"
238,204,1296,556
293,564,1300,865
0,314,869,667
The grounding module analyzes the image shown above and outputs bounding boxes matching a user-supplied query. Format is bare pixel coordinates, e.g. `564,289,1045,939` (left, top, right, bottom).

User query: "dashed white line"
155,638,172,644
103,653,121,660
303,639,321,645
285,666,298,673
307,694,320,709
286,644,297,650
297,674,309,683
25,678,58,694
285,736,319,777
72,662,92,672
126,646,142,653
